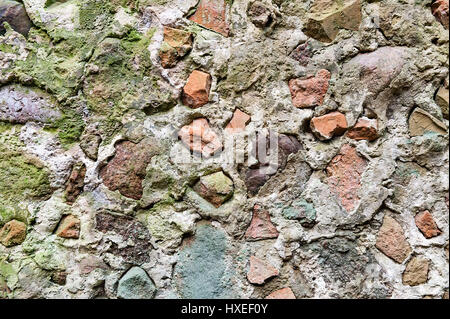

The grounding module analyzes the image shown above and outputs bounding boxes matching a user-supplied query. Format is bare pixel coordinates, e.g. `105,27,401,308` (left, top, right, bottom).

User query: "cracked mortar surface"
0,0,449,299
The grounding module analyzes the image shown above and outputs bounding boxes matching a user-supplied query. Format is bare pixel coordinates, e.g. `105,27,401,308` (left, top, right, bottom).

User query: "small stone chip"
310,111,348,140
247,256,279,285
409,108,447,137
415,210,442,239
265,287,296,299
193,171,234,208
159,27,193,68
178,118,223,157
376,215,412,263
117,266,157,299
303,0,362,42
225,109,251,133
189,0,230,36
182,70,212,108
0,220,26,247
347,117,378,141
245,204,279,241
289,69,331,108
402,256,430,286
55,215,80,239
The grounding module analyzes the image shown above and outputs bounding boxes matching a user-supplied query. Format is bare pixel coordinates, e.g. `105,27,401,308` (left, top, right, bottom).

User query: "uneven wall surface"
0,0,449,299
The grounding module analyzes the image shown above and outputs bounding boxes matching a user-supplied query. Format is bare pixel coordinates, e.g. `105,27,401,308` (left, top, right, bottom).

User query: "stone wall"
0,0,448,299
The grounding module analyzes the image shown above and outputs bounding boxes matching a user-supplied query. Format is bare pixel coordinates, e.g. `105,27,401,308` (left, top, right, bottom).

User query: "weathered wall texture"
0,0,449,299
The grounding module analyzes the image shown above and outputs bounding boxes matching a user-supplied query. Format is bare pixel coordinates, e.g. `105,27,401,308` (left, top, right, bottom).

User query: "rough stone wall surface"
0,0,448,299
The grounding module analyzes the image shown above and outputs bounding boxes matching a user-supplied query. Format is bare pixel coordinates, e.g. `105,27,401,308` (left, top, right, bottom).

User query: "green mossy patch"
137,200,182,243
0,258,19,298
14,29,87,102
84,27,175,121
78,0,115,30
0,124,52,225
52,109,85,148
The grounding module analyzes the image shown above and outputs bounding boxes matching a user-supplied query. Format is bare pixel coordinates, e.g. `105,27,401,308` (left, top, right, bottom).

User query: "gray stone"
174,224,235,299
117,267,156,299
0,85,61,124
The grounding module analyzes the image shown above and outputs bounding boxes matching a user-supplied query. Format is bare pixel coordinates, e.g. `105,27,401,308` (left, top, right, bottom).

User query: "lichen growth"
137,201,182,243
0,258,19,298
0,124,52,225
53,109,85,148
83,27,170,117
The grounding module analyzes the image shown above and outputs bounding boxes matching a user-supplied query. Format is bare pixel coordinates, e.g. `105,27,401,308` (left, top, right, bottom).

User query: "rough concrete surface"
0,0,448,299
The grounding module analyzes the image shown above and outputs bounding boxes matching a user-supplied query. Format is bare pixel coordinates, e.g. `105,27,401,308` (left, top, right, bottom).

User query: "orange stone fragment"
326,144,367,212
310,111,348,140
245,204,279,241
247,256,279,285
225,109,251,133
182,70,212,108
289,69,331,108
55,215,80,239
415,210,442,239
347,117,378,141
189,0,230,36
178,118,223,157
0,220,26,247
265,287,296,299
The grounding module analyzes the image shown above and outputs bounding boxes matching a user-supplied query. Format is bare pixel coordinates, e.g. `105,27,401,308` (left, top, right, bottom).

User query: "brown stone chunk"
247,256,279,285
55,215,80,239
0,0,32,36
415,210,442,239
376,215,412,263
0,220,26,247
247,1,276,28
326,144,367,212
100,139,158,200
347,117,378,141
303,0,362,42
289,69,331,108
95,212,152,264
409,108,447,137
443,290,449,299
291,41,314,67
310,111,348,140
225,109,251,133
245,133,302,195
80,134,101,161
192,171,234,208
189,0,230,36
265,287,296,299
402,256,430,286
436,86,449,120
159,27,193,68
80,124,101,161
65,163,86,205
178,118,223,157
245,168,271,195
245,204,279,241
432,0,449,29
50,271,67,285
182,70,212,108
